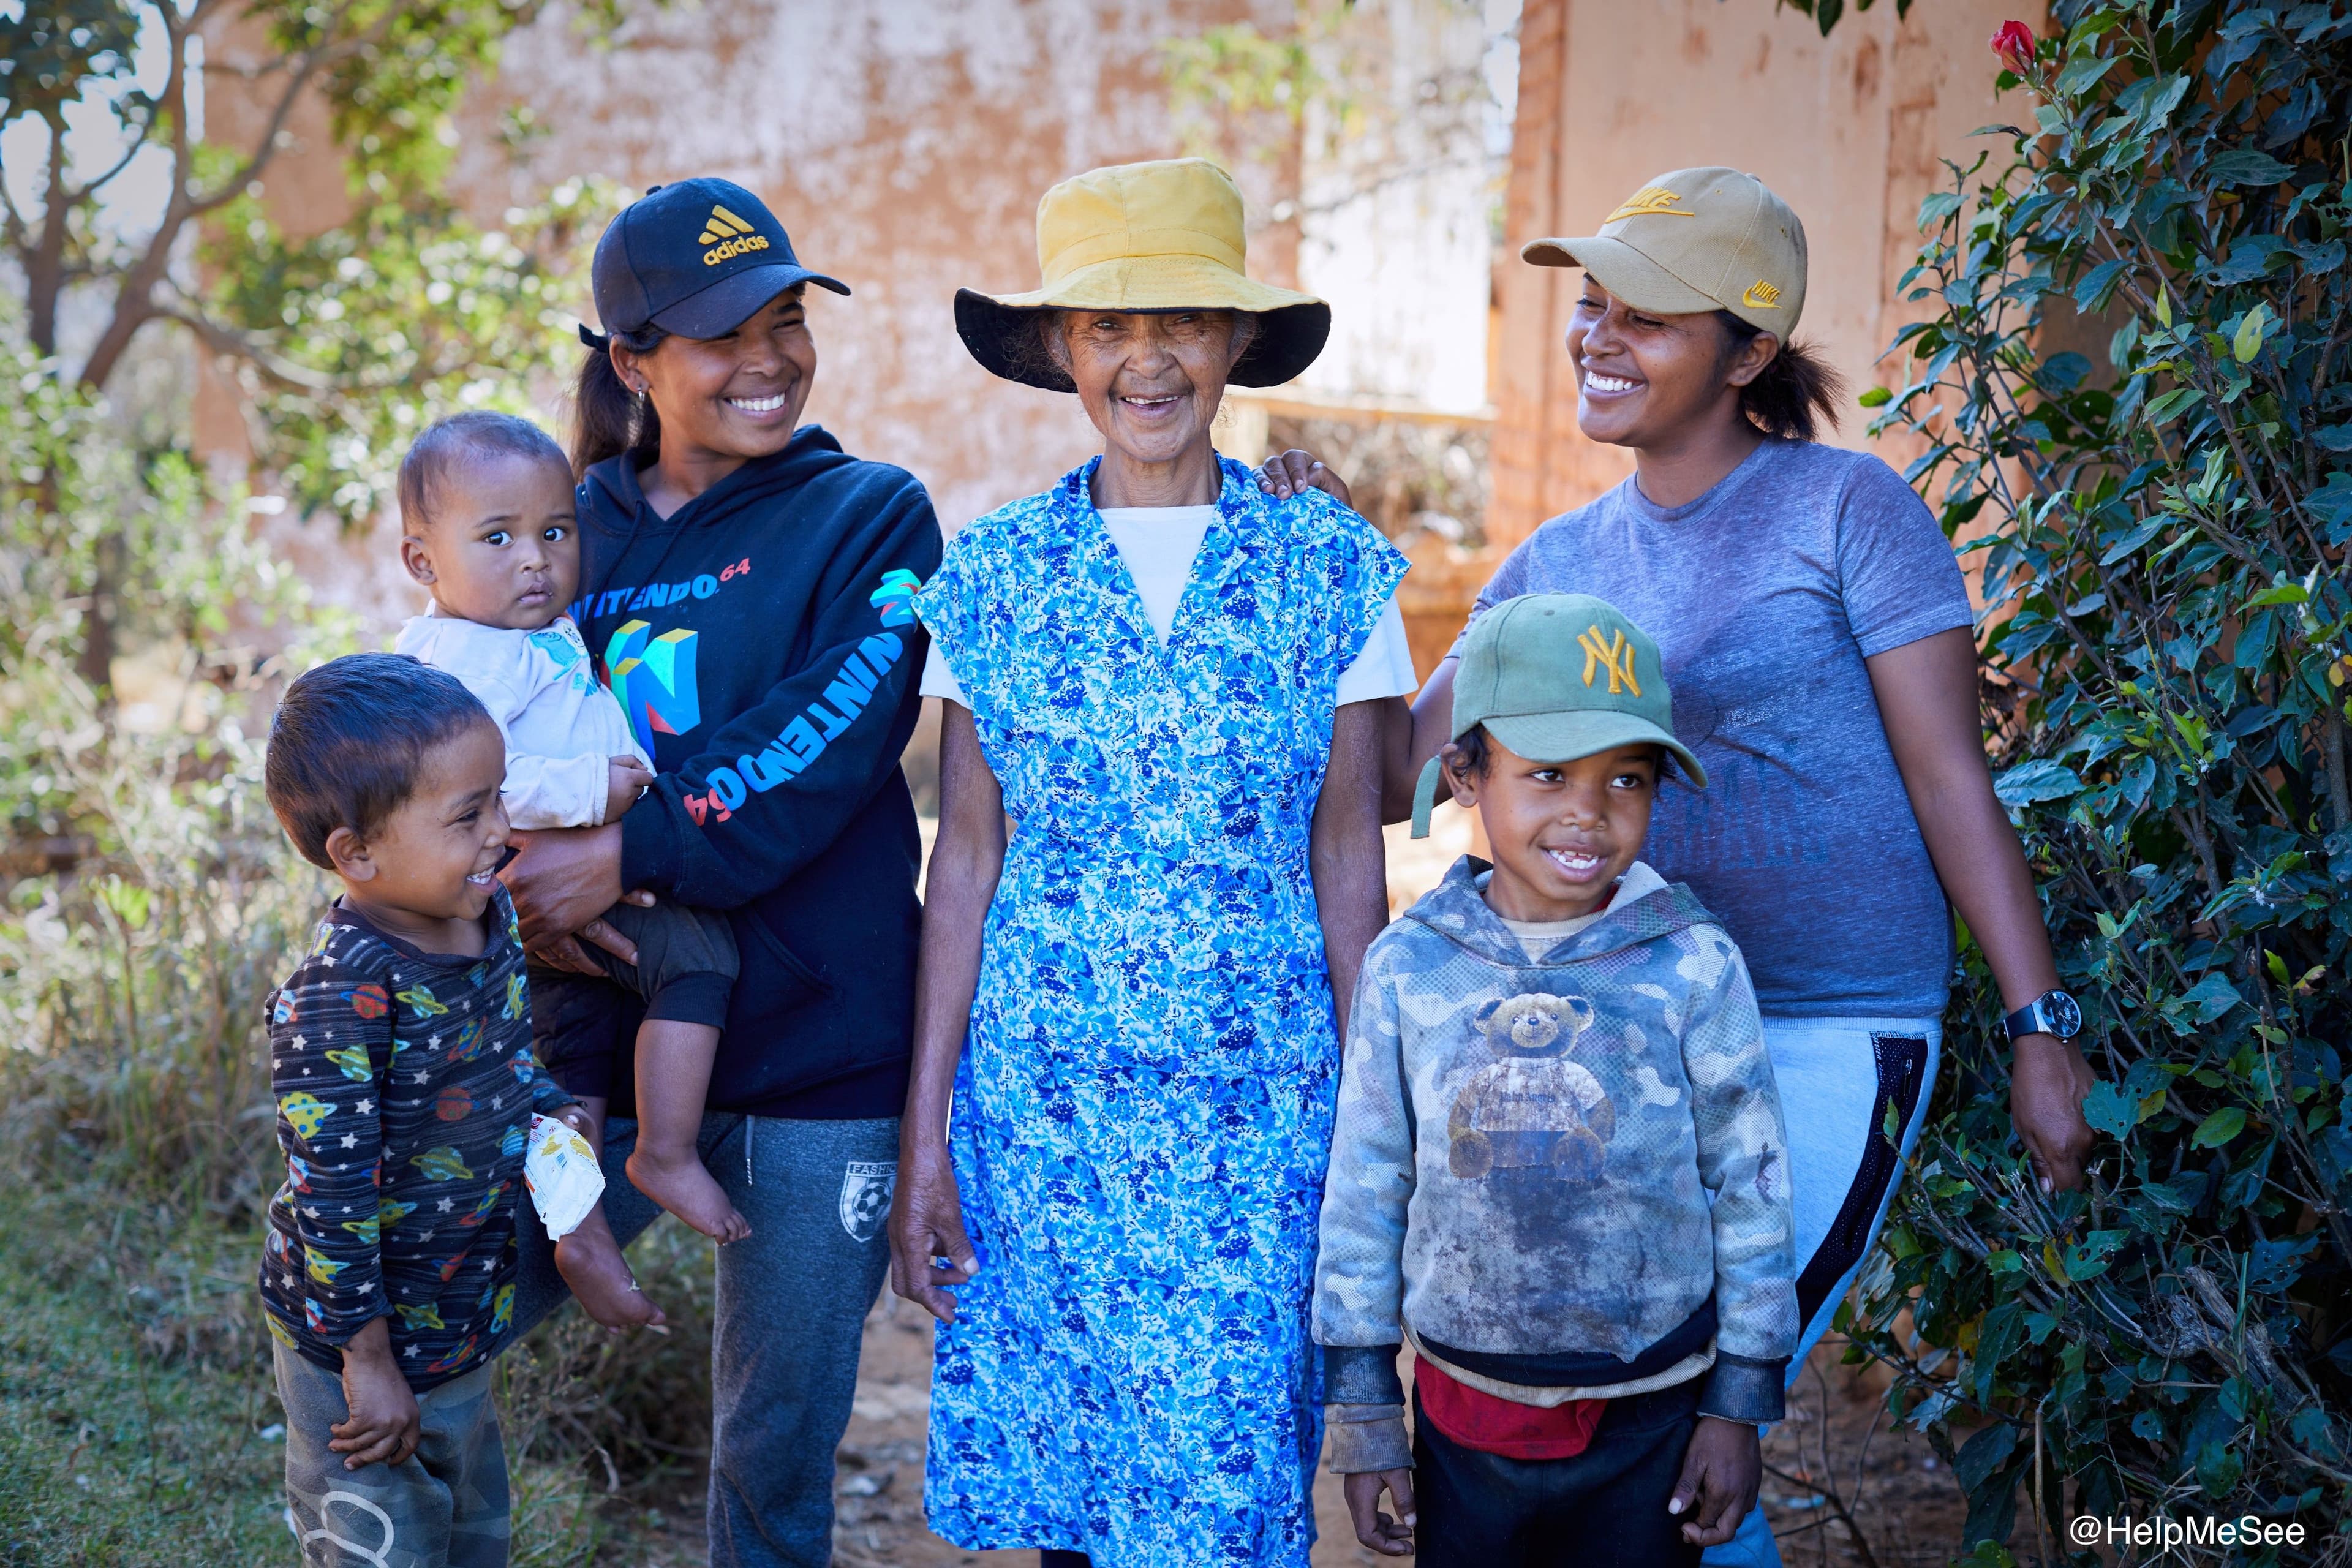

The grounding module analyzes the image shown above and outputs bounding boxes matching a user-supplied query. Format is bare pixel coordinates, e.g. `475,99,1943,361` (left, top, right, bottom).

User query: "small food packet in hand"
525,1113,604,1241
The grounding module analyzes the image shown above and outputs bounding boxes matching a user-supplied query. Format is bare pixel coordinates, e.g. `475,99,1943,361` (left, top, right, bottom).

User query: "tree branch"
184,1,385,219
76,0,374,390
153,306,338,392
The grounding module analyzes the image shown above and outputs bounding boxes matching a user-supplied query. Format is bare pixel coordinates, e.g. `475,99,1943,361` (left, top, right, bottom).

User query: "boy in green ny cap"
1312,594,1797,1566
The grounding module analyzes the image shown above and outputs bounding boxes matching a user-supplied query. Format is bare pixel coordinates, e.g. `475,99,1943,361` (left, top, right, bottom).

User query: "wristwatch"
2004,989,2082,1042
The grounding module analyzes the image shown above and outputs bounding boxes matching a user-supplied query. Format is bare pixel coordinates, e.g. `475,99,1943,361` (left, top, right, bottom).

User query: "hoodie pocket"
725,910,832,1038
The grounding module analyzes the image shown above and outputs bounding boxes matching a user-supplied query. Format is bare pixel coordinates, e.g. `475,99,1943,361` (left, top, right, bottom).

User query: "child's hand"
605,756,654,822
331,1318,421,1471
1670,1414,1760,1547
1342,1468,1417,1556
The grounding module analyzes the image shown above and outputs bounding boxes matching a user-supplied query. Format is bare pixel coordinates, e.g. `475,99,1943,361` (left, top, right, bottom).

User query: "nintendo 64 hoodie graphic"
567,427,941,1117
1313,855,1799,1421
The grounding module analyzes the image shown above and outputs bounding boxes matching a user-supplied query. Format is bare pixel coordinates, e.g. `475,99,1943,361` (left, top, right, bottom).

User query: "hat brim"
954,256,1330,391
647,262,851,339
1480,709,1708,790
1519,235,1725,320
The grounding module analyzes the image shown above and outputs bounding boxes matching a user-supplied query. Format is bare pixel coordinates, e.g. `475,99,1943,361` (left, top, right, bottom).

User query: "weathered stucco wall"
449,0,1292,533
1489,0,2046,548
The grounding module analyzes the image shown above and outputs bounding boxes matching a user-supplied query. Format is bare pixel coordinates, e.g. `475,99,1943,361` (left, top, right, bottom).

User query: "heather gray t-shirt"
1463,439,1973,1018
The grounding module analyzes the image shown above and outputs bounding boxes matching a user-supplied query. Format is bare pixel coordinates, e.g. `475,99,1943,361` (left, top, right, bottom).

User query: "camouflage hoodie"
1313,856,1797,1448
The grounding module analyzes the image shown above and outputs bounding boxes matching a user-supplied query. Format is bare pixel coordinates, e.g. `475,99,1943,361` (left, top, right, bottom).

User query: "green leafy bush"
1850,2,2351,1556
0,316,338,1215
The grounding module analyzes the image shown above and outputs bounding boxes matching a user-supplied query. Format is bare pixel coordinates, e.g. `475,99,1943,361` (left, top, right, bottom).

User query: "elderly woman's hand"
1257,448,1352,508
888,1138,979,1324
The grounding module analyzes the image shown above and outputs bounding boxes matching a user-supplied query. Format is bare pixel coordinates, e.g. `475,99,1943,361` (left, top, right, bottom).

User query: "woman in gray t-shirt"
1267,168,2095,1567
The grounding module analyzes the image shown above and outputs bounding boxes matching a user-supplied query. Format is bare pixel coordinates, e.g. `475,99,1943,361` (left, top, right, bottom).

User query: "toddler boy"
391,412,747,1243
260,652,658,1566
1314,594,1797,1567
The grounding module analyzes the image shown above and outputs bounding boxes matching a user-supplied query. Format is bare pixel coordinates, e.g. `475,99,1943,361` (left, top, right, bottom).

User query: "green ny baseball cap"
1411,593,1705,838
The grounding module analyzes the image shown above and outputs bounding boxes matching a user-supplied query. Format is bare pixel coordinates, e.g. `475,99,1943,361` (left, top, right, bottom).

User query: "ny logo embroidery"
1578,625,1642,696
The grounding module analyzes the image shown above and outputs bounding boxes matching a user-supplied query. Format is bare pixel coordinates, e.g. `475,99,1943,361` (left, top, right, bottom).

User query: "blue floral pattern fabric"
913,456,1406,1566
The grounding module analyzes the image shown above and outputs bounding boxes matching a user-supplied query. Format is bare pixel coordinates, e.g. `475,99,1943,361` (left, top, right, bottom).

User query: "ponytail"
1715,311,1844,444
569,325,669,477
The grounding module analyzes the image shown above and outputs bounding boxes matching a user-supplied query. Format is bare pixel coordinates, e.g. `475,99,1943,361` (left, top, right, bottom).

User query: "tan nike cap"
1523,167,1807,335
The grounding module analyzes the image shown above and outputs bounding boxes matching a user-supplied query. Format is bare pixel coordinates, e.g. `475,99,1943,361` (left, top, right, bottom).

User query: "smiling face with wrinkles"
1052,309,1250,502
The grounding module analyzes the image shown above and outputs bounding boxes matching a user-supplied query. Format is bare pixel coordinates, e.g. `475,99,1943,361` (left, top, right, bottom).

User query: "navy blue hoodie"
560,428,941,1119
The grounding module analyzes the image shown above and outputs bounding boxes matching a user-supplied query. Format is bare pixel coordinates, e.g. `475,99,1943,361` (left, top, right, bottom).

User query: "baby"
391,410,748,1243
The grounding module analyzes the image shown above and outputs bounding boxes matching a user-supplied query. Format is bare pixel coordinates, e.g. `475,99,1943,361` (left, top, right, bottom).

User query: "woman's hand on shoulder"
1257,448,1352,509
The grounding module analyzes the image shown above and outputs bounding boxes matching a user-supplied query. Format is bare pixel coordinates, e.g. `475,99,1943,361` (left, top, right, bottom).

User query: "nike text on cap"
1521,167,1807,335
590,177,849,341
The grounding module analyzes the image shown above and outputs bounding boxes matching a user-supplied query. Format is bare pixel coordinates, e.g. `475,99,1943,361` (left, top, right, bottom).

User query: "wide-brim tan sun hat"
956,157,1331,392
1522,166,1809,336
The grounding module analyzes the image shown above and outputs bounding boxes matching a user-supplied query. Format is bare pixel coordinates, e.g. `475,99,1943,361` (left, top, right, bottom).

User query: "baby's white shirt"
394,608,641,829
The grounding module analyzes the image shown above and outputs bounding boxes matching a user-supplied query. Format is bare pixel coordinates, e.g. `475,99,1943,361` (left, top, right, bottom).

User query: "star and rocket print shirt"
258,883,573,1390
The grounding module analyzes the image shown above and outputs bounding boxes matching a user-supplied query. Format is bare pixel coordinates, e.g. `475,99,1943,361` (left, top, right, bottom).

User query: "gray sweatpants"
273,1344,508,1568
513,1112,899,1568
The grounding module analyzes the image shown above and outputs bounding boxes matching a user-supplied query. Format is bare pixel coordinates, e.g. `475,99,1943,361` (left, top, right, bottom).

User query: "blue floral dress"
914,456,1406,1566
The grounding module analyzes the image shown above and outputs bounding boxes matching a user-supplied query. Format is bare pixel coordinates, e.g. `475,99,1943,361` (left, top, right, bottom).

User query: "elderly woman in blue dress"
884,158,1415,1567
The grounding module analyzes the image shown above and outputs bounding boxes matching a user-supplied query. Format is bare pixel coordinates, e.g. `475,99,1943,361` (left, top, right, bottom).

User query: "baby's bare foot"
627,1147,752,1243
553,1210,666,1332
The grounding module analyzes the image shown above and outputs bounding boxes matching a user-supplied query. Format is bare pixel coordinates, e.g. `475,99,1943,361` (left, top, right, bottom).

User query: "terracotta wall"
1488,0,2046,551
434,0,1294,534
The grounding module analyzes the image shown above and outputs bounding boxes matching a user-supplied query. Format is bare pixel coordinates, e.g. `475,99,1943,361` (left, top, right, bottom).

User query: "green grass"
0,1177,712,1567
0,1183,288,1564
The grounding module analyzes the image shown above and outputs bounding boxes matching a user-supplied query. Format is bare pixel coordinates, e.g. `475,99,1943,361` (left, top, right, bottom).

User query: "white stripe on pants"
1703,1013,1943,1568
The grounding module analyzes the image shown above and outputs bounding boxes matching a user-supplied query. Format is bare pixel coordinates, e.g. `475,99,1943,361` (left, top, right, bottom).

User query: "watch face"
2045,991,2082,1039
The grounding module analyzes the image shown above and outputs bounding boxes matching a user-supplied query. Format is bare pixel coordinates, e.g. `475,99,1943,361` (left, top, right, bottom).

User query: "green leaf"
2242,581,2308,608
2083,1080,2140,1139
2144,387,2206,426
2192,1107,2247,1148
1994,758,2084,806
2206,150,2294,187
2309,472,2352,546
2179,974,2243,1023
1857,385,1893,407
2233,304,2271,363
1918,190,1965,228
2052,53,2117,97
2073,257,2130,311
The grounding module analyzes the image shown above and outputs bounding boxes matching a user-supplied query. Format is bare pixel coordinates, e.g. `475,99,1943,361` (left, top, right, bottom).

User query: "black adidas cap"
589,178,848,340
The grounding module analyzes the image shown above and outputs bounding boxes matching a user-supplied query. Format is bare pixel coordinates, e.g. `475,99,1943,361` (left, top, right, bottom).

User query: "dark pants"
514,1112,897,1568
1413,1377,1705,1568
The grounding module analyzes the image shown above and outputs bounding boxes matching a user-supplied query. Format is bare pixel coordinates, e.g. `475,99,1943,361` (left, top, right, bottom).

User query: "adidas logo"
698,205,771,266
1605,186,1693,223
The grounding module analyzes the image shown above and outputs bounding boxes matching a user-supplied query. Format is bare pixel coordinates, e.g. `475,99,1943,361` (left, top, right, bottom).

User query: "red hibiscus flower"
1990,20,2037,77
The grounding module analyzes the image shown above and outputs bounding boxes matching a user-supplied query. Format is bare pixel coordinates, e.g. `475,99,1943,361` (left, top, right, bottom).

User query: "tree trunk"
76,535,122,699
26,115,72,358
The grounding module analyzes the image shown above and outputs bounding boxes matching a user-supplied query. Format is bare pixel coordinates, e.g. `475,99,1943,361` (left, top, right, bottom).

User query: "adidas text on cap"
590,177,848,341
1522,167,1807,334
